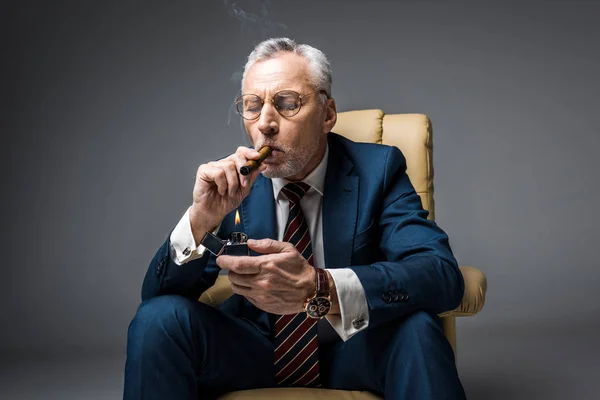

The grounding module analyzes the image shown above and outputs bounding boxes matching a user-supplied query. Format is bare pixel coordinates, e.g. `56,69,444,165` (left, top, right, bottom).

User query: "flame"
234,209,241,225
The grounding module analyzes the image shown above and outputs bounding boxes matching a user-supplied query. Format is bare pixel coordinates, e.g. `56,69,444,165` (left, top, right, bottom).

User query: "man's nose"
257,103,279,136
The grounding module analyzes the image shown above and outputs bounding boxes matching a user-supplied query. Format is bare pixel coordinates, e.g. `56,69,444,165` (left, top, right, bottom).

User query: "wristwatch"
304,268,332,319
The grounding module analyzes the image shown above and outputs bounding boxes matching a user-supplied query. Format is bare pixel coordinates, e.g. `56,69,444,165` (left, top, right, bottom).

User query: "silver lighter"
200,231,250,256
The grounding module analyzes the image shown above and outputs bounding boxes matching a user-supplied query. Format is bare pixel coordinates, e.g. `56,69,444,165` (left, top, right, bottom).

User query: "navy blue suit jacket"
141,133,464,339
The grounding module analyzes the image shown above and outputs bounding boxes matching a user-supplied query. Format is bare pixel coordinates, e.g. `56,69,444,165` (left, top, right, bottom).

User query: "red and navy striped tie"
274,182,321,387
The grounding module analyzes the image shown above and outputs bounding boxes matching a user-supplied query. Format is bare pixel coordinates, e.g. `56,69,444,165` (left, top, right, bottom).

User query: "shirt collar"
271,144,329,200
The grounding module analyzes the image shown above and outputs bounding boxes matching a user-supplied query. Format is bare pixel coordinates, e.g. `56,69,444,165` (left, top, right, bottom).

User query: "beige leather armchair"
199,110,488,400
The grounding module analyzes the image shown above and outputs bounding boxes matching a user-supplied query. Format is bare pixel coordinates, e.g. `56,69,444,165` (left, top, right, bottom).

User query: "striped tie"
274,182,321,387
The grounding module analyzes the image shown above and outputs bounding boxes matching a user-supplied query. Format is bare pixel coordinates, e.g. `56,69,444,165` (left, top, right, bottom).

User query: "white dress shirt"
169,145,369,341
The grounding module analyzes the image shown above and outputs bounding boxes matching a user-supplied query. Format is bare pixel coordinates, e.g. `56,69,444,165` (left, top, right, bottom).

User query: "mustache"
256,142,284,152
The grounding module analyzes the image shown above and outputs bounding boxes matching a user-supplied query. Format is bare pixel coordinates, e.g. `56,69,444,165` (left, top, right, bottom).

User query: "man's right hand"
189,146,267,244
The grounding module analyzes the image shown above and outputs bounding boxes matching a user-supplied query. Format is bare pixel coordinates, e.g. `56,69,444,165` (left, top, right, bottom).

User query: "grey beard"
259,136,322,179
261,160,303,179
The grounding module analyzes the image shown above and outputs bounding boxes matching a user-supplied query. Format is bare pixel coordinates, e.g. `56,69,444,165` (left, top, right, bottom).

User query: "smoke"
221,0,288,129
223,0,287,39
223,0,288,87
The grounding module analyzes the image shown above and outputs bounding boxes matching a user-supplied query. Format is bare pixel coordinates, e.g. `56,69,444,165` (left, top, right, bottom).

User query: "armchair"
199,110,487,400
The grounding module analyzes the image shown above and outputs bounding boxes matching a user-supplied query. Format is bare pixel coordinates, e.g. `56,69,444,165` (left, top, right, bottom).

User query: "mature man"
124,38,467,399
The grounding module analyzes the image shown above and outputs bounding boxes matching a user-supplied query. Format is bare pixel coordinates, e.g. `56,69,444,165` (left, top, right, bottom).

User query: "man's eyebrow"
243,84,300,94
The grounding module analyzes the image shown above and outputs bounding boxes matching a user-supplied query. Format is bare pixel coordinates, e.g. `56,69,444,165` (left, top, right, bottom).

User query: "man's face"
241,52,335,180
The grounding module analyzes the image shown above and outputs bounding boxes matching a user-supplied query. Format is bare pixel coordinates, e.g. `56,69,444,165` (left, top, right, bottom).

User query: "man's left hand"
216,238,316,315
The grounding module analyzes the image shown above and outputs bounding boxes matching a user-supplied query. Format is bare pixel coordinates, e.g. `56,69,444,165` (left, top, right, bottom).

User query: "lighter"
200,231,250,256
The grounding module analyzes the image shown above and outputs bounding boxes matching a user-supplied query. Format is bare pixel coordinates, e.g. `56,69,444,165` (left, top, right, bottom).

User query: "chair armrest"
440,266,487,317
200,266,488,318
199,274,233,307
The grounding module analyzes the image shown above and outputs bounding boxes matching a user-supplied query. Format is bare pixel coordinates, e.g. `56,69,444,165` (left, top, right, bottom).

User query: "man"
124,37,467,400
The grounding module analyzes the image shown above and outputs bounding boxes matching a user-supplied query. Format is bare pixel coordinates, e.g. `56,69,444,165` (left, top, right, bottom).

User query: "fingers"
228,272,253,290
247,238,295,255
220,160,239,197
198,165,227,196
230,146,261,188
231,280,252,296
199,159,239,197
196,146,266,198
236,146,261,162
217,255,261,274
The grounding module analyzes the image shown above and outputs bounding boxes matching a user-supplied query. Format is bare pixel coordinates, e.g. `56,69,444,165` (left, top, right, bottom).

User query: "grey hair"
241,38,332,103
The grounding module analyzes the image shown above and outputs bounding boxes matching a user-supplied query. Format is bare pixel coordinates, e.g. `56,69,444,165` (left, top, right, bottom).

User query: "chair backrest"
334,110,435,220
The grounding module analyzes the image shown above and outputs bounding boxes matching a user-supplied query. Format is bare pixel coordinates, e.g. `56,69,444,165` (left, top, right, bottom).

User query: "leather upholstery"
334,110,435,219
199,110,488,400
218,388,381,399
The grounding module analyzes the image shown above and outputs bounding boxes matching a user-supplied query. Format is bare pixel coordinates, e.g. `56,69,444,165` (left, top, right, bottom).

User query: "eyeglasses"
235,90,328,120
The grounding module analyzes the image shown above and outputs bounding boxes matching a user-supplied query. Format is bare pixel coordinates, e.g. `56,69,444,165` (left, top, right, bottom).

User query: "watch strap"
315,268,329,297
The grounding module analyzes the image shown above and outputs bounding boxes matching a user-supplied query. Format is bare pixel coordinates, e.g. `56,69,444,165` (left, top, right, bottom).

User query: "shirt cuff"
325,268,369,341
169,206,217,265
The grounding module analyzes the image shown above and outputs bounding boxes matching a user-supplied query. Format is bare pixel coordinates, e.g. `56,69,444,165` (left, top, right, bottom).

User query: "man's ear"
323,98,337,133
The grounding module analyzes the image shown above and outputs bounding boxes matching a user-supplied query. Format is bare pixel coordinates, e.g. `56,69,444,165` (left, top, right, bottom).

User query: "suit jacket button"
381,293,392,303
399,291,409,302
156,260,165,276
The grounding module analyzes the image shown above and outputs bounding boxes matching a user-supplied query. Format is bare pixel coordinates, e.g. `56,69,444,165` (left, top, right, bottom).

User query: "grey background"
2,0,599,398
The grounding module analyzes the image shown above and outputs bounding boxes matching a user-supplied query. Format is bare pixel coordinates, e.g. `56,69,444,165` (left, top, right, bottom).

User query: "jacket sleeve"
348,146,464,329
140,212,232,302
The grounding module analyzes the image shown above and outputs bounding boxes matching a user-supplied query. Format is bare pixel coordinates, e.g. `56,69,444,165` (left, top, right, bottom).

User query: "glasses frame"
234,89,329,120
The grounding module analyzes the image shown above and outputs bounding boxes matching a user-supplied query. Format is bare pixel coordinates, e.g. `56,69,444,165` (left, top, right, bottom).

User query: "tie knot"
281,182,311,204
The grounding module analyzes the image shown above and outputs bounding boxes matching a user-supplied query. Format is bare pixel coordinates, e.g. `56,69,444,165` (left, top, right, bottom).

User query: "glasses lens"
273,91,302,117
237,95,262,119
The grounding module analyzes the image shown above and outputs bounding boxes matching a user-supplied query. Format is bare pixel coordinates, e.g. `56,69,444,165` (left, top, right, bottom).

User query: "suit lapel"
239,174,278,337
322,135,359,268
240,174,277,242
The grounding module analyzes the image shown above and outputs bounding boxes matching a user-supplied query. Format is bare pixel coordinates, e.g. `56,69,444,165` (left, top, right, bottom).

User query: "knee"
127,295,202,346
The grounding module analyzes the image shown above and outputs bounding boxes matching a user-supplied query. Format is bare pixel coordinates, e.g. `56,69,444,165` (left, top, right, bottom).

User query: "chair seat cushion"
218,388,382,400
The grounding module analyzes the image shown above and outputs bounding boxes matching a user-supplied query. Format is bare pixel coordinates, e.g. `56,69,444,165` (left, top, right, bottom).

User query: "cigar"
240,146,272,176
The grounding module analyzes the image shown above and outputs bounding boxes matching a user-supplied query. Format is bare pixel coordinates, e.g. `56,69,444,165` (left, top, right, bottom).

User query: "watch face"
306,297,331,319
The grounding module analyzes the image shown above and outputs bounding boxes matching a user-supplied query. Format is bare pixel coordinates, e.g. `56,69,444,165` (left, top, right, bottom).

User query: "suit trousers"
123,295,466,400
